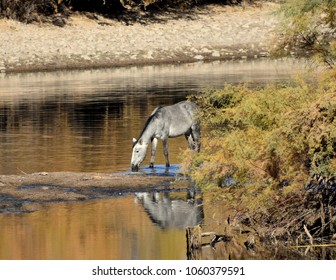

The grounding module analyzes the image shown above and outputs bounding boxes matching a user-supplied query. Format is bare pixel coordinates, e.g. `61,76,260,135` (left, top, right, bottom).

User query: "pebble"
212,51,220,57
0,62,6,73
194,55,204,60
81,55,91,61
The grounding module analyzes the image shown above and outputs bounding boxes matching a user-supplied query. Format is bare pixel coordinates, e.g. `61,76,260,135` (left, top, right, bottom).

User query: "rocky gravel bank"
0,3,278,73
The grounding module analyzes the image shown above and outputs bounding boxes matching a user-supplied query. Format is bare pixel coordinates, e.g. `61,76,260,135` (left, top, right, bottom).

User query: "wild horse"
131,101,200,172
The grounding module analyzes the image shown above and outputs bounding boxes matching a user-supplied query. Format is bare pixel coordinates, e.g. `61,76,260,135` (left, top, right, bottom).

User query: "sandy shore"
0,3,278,73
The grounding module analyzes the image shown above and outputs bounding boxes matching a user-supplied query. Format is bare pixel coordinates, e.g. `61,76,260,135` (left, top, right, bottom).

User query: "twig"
201,232,231,247
290,244,336,249
303,224,314,245
284,209,314,229
201,232,217,237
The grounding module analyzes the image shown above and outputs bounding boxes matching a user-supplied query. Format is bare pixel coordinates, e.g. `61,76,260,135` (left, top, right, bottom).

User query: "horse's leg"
191,122,201,152
163,139,170,167
185,131,195,150
149,138,158,168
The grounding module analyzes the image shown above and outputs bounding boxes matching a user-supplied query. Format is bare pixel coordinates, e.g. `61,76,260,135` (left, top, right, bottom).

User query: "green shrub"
183,69,336,239
185,69,336,191
274,0,336,68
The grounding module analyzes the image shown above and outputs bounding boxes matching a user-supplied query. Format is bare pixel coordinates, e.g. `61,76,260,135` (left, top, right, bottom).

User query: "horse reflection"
134,191,203,229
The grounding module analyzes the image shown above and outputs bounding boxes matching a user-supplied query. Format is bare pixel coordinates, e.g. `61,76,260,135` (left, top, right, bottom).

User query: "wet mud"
0,171,185,213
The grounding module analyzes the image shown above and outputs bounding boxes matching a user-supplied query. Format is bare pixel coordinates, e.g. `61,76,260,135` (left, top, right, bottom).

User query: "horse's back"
166,101,197,117
158,101,198,138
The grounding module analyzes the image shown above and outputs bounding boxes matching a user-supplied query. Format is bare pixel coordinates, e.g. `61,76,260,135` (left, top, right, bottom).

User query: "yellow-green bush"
274,0,336,68
183,70,336,239
185,70,336,192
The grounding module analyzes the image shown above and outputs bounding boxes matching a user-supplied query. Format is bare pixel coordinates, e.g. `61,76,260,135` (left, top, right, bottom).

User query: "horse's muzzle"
131,164,139,172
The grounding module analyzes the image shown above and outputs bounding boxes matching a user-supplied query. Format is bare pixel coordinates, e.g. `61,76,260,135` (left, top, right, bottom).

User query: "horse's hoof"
149,163,154,168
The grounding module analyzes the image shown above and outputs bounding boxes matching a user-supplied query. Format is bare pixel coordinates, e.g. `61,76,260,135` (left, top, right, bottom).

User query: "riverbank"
0,3,278,73
0,171,182,213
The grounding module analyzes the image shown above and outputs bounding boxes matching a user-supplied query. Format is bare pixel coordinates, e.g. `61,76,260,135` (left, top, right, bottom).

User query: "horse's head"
131,138,148,172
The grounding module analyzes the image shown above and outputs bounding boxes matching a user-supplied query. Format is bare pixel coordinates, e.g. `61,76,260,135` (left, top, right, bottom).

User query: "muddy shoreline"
0,3,278,73
0,171,185,213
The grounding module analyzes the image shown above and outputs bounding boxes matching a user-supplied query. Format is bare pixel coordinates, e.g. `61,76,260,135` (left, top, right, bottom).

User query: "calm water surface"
0,59,305,259
0,59,304,174
0,193,203,259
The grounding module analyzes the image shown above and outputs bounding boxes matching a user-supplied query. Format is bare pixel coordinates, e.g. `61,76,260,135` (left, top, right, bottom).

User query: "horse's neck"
139,122,156,144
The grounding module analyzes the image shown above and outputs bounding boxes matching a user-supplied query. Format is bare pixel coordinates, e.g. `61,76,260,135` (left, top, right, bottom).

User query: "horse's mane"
133,106,162,147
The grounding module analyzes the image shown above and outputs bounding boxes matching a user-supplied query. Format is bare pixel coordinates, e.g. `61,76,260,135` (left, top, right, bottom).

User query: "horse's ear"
133,138,137,143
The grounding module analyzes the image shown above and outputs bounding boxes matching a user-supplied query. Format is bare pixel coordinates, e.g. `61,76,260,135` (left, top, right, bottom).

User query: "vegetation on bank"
0,0,270,24
273,0,336,68
182,0,336,244
183,69,336,241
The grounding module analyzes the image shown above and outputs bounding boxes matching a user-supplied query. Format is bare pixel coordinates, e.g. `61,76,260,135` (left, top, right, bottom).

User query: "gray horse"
131,101,200,172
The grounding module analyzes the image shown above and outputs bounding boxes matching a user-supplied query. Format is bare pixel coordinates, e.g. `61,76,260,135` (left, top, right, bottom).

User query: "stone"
212,51,220,57
194,55,204,60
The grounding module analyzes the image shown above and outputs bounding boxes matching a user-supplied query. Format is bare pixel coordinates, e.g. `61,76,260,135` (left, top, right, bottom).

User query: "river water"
0,59,305,259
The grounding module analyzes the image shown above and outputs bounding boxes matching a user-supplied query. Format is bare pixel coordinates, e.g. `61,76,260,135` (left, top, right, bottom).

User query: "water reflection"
0,192,198,260
134,191,203,229
0,59,304,175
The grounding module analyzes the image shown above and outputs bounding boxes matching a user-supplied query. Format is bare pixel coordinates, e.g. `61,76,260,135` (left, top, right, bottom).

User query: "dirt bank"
0,171,184,213
0,3,278,73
